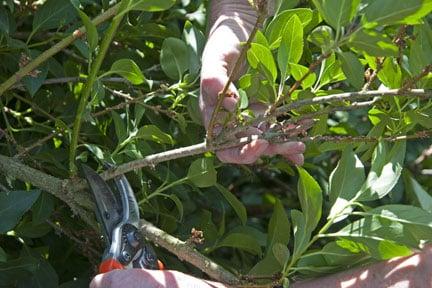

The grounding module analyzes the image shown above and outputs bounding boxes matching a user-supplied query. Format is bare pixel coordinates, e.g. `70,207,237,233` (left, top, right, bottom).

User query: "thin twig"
0,4,121,96
206,8,267,142
401,64,432,91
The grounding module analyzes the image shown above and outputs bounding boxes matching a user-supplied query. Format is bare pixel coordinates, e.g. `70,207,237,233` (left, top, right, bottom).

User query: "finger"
284,153,304,166
217,139,269,164
264,142,306,156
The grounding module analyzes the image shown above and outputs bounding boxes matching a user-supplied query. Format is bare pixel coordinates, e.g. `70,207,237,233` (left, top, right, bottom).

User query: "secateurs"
80,164,164,274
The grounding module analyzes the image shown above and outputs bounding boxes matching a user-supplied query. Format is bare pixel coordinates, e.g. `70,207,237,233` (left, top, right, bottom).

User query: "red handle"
99,258,124,274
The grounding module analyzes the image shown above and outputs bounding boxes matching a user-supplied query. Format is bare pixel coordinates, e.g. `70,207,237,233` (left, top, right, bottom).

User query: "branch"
139,220,240,285
69,0,129,174
206,6,267,141
0,4,120,97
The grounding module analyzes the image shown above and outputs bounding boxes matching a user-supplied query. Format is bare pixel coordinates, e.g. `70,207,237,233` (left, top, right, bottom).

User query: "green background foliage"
1,0,432,287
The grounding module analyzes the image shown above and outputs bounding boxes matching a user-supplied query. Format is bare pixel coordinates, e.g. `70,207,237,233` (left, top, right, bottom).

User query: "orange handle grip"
99,258,124,274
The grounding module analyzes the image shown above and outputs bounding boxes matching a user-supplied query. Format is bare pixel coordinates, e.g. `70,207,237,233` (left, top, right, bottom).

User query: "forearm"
292,246,432,288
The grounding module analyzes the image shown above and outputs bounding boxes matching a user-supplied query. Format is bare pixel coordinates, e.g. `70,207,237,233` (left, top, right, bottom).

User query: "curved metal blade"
114,175,140,227
80,164,122,240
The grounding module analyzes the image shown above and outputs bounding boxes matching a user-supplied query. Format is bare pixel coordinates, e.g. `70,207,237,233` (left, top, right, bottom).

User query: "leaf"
136,125,174,145
187,158,217,188
0,190,41,233
32,193,54,225
289,63,317,89
277,15,304,78
216,184,247,225
32,0,76,35
16,222,52,238
160,37,189,80
268,199,291,248
216,232,262,256
403,171,432,212
307,25,334,51
71,0,98,51
338,51,364,90
272,243,290,266
312,0,360,30
409,22,432,75
111,111,127,142
358,141,406,201
377,58,402,89
125,0,176,12
363,0,432,28
248,250,283,276
348,30,398,57
266,8,313,48
328,146,365,221
166,194,184,221
22,63,48,97
107,59,145,85
291,209,311,257
0,8,9,34
297,167,322,232
0,247,6,263
183,21,205,77
247,43,278,82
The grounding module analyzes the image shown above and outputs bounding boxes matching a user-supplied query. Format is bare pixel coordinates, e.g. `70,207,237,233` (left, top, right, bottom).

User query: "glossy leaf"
107,59,145,85
187,158,217,188
297,167,322,232
291,209,311,257
216,232,262,256
409,22,432,75
358,141,406,201
403,171,432,212
277,15,304,78
364,0,432,28
126,0,176,12
160,37,189,80
268,199,291,248
247,43,277,82
289,63,317,89
32,0,76,35
137,125,174,145
0,190,41,233
216,184,247,225
338,51,364,90
71,0,98,51
307,25,334,51
348,30,398,57
312,0,360,30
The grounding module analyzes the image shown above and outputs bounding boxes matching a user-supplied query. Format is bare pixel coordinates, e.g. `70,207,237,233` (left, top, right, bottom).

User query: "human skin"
91,1,432,287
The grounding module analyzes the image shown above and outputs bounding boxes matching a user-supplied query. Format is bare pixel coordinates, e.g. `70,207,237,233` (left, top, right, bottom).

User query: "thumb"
199,75,239,128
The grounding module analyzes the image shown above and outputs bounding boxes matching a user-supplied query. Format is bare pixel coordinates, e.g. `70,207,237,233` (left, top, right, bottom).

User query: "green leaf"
247,43,278,82
107,59,145,85
136,125,174,145
348,30,398,57
111,111,127,142
377,58,402,89
83,144,104,160
187,158,217,188
409,22,432,75
160,37,189,80
307,25,334,51
291,209,311,257
358,141,406,201
0,190,41,233
16,222,52,238
166,194,184,221
289,63,317,89
328,146,365,221
363,0,432,28
297,167,322,232
266,8,313,48
126,0,176,12
32,193,54,225
319,54,346,88
32,0,76,35
403,171,432,212
71,0,99,51
22,62,48,97
272,243,290,266
277,15,304,79
216,184,247,225
0,8,9,34
0,247,6,263
183,21,205,77
338,51,364,90
248,250,283,276
216,232,262,256
312,0,360,30
268,199,291,248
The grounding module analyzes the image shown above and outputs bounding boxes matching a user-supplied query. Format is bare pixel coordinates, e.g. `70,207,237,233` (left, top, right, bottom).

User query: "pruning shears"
80,164,164,274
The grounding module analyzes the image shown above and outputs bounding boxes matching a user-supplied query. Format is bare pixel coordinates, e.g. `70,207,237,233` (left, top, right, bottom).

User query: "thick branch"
139,220,239,285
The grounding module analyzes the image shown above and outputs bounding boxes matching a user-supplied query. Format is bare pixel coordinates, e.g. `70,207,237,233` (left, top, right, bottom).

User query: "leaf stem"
69,0,128,174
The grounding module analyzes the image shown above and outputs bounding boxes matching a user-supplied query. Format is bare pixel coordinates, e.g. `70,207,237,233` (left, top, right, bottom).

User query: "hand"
90,269,227,288
200,0,305,165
